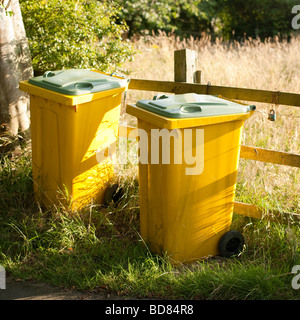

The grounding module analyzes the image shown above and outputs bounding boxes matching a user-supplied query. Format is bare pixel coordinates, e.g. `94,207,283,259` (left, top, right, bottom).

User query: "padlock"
268,109,276,121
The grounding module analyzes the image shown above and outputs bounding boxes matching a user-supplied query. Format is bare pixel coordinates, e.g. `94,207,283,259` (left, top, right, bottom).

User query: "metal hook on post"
268,90,280,122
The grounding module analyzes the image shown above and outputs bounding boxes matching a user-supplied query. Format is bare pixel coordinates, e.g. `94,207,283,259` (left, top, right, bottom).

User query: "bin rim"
126,102,254,129
135,93,255,119
26,69,129,96
19,80,127,106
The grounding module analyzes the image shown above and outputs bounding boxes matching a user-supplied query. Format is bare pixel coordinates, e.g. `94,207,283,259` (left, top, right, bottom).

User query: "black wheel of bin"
218,230,244,258
104,183,124,206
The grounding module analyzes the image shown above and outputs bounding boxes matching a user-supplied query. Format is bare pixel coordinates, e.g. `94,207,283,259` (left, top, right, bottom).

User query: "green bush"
211,0,299,40
20,0,135,74
114,0,298,40
114,0,211,38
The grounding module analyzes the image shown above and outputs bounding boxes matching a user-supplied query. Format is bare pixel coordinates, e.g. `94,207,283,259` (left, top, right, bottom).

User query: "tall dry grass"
125,32,300,91
123,32,300,214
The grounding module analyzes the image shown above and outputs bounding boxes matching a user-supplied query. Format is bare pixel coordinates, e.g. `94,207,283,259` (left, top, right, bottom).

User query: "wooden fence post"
174,49,201,84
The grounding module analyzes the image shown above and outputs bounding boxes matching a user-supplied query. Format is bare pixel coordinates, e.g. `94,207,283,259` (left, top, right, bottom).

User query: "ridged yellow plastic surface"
19,81,125,211
126,103,254,263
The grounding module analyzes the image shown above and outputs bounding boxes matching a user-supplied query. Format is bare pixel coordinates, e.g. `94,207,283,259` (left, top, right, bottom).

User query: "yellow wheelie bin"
19,69,128,211
126,93,255,263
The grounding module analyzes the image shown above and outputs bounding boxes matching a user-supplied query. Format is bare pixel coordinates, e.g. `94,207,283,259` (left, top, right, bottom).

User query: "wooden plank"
240,145,300,168
234,201,300,223
174,49,198,83
233,201,263,219
194,70,201,84
128,79,300,107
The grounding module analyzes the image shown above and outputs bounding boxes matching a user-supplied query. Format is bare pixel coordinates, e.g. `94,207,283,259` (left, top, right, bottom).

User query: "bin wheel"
104,184,124,206
218,230,244,258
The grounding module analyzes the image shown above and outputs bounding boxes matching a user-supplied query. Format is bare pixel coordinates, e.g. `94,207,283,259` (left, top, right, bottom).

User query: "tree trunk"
0,0,33,136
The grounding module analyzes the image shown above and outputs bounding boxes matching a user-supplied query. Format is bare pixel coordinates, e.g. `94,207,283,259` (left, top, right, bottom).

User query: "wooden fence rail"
124,49,300,223
128,78,300,108
240,146,300,168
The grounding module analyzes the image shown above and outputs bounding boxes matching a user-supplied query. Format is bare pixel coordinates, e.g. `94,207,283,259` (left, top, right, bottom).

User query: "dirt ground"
0,276,135,300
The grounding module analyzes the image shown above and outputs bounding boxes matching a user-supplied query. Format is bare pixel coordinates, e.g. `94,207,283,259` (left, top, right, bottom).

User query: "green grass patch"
0,150,299,300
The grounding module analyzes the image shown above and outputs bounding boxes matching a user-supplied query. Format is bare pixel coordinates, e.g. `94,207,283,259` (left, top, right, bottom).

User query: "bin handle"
153,94,169,100
43,71,56,78
180,104,202,113
74,82,94,90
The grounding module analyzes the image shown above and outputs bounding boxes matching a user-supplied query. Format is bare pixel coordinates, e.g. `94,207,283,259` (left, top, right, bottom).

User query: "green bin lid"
136,93,256,118
28,69,128,95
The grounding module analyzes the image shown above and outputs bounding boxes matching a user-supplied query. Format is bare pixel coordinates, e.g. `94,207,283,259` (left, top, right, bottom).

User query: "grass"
0,33,299,300
0,144,299,299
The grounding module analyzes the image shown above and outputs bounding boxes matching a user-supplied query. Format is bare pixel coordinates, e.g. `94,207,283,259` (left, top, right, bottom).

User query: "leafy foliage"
211,0,299,40
114,0,299,39
114,0,211,37
20,0,135,74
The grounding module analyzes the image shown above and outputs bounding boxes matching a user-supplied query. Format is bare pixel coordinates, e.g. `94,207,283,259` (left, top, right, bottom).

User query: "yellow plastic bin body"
126,94,255,263
19,69,128,211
